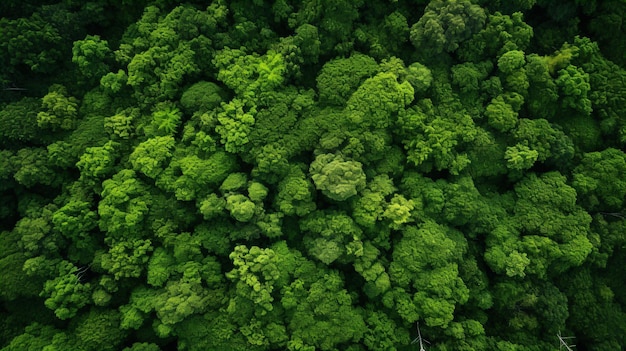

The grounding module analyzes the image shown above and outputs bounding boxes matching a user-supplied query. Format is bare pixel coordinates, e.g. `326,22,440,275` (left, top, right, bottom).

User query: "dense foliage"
2,0,626,350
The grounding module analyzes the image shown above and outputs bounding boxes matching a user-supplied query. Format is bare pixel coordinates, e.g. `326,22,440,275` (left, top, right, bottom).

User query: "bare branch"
411,322,429,351
557,331,576,351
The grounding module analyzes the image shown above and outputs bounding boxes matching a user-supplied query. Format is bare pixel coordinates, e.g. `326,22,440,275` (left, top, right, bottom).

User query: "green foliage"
73,308,128,351
0,98,42,146
555,64,592,115
72,35,111,82
215,99,256,153
41,261,92,320
300,210,363,265
410,0,487,55
98,170,152,239
316,53,379,106
76,141,120,181
37,84,80,131
12,148,59,188
0,12,64,74
458,11,533,61
390,221,469,327
100,239,153,280
180,81,226,115
282,271,367,350
309,153,366,202
226,245,286,314
572,148,626,211
225,194,256,222
129,136,175,179
3,2,626,350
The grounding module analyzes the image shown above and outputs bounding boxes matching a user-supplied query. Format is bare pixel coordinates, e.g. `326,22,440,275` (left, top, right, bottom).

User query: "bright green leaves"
77,141,120,181
282,272,367,350
300,210,363,265
147,104,182,137
225,194,256,222
100,69,129,94
37,85,80,131
497,50,529,97
256,51,286,92
52,200,98,260
100,239,153,280
72,35,111,82
166,150,238,201
486,172,593,279
309,153,366,202
485,94,518,132
316,53,379,106
513,118,574,166
382,194,415,229
213,47,258,96
410,0,487,55
398,98,476,174
346,71,414,130
147,248,174,287
572,148,626,211
352,174,397,229
274,165,316,217
129,136,175,179
214,48,286,98
41,261,92,320
226,245,285,314
272,23,321,79
153,278,211,330
98,170,152,239
116,5,221,103
504,143,538,171
390,222,469,327
215,99,256,153
555,64,593,115
498,50,526,74
354,242,391,298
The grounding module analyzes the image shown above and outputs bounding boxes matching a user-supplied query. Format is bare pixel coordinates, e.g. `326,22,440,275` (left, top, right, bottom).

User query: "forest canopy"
2,0,626,350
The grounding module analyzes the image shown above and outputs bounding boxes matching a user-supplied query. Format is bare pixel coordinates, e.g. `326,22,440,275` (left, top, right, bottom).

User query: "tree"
555,64,592,115
389,221,469,328
282,271,367,350
274,164,316,217
72,35,111,82
129,136,175,179
98,169,153,240
300,210,364,265
309,153,366,202
226,245,287,315
41,260,92,320
315,53,379,106
457,11,533,62
37,84,80,131
73,308,128,351
410,0,487,55
215,99,256,154
76,141,120,182
0,98,43,147
572,148,626,212
346,71,414,130
99,239,153,280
